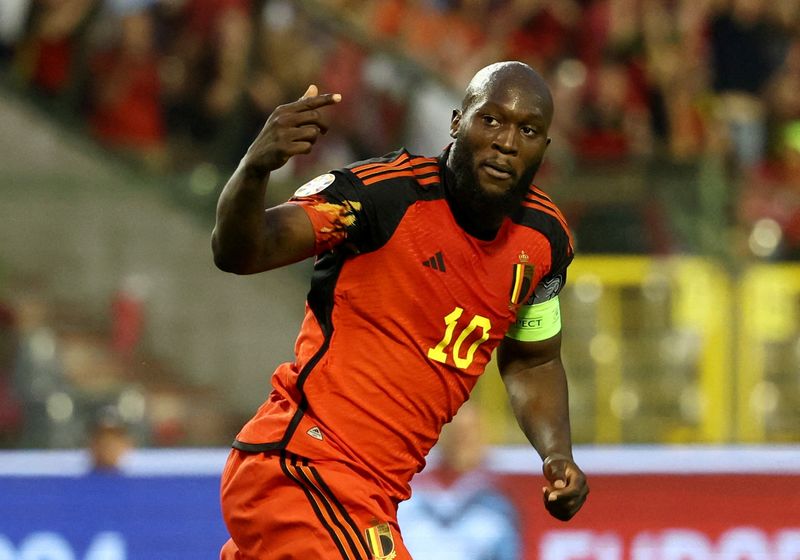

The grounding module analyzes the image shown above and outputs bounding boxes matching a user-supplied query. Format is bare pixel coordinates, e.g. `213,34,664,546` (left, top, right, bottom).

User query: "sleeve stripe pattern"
523,186,573,248
352,155,440,186
350,152,410,175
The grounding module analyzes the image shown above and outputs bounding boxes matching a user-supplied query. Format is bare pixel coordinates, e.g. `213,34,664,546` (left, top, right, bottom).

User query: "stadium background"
0,0,798,558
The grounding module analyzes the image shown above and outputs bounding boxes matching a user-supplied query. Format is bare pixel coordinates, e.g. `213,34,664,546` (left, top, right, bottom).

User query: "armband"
506,297,562,342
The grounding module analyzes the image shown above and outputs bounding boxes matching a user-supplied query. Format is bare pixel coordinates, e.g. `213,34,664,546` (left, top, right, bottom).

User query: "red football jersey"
234,148,573,501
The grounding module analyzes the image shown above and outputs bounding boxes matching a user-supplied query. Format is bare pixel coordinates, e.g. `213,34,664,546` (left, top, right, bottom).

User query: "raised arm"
212,85,341,274
497,333,589,521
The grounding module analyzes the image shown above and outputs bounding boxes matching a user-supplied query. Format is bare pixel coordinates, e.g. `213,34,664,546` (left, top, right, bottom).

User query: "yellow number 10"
427,307,492,369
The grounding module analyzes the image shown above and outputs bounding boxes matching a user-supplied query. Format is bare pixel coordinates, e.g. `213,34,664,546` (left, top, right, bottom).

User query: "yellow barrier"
565,256,734,443
474,257,799,445
737,264,800,442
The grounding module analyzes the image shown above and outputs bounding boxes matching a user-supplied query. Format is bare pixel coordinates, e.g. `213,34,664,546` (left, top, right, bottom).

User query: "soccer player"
213,60,589,560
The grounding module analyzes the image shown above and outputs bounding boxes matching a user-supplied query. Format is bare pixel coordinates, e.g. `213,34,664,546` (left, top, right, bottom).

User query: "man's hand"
243,84,342,174
542,454,589,521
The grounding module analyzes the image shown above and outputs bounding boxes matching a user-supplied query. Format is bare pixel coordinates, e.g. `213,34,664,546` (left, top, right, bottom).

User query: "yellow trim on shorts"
506,296,562,342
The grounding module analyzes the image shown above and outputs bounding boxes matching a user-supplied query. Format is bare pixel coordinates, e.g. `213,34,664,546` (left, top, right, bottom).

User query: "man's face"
449,83,551,215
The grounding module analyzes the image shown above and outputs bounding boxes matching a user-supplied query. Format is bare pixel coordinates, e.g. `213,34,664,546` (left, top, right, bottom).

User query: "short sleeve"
526,245,572,305
288,171,368,254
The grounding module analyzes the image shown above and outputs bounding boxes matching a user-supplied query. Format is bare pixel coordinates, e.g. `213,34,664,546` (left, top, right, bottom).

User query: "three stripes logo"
306,426,323,440
422,251,446,272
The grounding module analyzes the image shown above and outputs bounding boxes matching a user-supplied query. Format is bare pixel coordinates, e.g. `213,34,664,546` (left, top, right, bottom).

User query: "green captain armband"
506,297,562,341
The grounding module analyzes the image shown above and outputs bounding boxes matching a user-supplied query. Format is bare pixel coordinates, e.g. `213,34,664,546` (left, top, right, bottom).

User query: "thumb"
543,454,570,483
301,84,318,99
544,478,566,502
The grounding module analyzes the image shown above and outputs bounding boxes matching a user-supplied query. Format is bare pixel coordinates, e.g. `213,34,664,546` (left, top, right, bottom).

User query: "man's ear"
450,109,462,138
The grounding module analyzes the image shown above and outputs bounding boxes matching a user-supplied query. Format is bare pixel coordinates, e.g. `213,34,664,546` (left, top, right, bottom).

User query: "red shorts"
220,449,412,560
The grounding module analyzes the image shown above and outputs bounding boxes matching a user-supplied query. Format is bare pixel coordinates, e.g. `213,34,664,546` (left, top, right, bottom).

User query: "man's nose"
492,126,518,154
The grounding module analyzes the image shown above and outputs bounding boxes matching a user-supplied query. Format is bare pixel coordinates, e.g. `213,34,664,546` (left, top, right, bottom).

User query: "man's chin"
470,188,519,216
477,181,514,198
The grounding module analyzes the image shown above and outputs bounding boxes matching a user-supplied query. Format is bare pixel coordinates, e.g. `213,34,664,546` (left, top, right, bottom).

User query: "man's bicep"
258,203,317,269
498,333,562,376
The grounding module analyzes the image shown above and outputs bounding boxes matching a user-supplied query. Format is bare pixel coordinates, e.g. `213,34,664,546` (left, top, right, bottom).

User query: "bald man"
213,61,588,560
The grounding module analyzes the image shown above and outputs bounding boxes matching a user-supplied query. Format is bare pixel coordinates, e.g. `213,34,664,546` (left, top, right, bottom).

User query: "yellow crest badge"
365,522,397,560
509,262,535,306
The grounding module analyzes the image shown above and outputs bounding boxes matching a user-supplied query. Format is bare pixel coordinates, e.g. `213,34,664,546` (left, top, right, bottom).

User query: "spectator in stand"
574,55,653,162
157,0,253,163
738,121,800,261
572,0,653,161
14,0,97,97
368,0,407,39
398,402,522,560
87,405,134,472
243,2,372,177
12,294,65,447
375,0,493,88
576,0,642,73
501,0,582,74
708,0,787,169
110,274,149,361
0,0,34,63
762,21,800,135
0,299,22,444
641,0,712,161
86,0,166,170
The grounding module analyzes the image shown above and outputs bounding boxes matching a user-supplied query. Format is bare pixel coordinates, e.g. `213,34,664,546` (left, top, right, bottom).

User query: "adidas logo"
422,251,446,272
306,426,323,440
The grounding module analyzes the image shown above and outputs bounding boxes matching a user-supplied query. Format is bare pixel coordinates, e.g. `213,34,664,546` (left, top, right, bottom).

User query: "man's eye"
521,126,537,136
482,115,498,126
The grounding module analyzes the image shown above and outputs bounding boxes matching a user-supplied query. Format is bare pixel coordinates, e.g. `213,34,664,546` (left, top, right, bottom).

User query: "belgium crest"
365,521,397,560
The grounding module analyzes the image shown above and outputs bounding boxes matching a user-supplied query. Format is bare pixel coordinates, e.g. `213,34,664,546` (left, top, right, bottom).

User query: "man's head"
88,406,133,471
447,61,553,231
437,402,485,474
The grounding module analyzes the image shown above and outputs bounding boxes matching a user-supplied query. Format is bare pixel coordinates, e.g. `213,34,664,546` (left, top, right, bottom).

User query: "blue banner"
0,474,228,560
1,447,797,560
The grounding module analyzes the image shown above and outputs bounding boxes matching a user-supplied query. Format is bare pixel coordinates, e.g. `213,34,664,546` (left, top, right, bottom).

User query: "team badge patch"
532,274,563,304
365,522,397,560
293,173,335,197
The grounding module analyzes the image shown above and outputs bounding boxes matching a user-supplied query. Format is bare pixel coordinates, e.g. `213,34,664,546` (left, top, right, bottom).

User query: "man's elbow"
211,233,252,274
213,253,243,274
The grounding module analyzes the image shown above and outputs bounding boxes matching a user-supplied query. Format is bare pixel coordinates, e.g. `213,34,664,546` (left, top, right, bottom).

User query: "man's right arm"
211,85,341,274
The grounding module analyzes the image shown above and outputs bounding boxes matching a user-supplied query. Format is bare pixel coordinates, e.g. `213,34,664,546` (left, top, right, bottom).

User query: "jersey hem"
232,439,284,453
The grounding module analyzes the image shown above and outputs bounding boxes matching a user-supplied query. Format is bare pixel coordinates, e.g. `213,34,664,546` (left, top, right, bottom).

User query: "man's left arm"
497,331,589,521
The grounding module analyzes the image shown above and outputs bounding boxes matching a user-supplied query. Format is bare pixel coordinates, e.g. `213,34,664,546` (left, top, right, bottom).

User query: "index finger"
295,92,342,111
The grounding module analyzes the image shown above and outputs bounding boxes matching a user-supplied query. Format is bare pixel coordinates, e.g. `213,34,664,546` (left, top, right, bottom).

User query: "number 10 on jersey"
427,307,492,369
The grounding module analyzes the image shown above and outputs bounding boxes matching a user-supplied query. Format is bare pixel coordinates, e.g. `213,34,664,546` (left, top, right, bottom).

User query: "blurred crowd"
1,0,800,258
0,279,230,449
1,0,800,449
0,0,794,162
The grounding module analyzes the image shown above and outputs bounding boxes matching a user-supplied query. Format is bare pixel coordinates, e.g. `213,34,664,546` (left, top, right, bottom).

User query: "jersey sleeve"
528,244,572,305
288,150,426,256
287,171,371,255
507,191,574,341
512,185,574,306
506,250,571,342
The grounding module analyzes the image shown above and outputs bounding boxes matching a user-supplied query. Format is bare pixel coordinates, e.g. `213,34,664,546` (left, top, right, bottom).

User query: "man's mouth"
480,161,514,181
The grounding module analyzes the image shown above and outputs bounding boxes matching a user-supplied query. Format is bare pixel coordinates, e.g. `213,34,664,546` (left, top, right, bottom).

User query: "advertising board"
0,447,796,559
